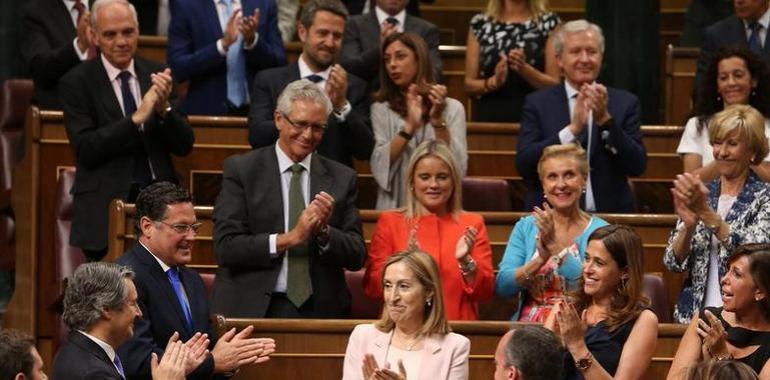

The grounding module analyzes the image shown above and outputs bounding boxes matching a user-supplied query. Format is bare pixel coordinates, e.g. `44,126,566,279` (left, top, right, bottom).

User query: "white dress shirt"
374,7,406,33
557,81,596,211
78,330,123,374
743,7,770,47
63,0,90,60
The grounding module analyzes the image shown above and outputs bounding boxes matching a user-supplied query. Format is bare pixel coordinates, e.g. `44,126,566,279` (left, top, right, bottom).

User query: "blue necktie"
167,268,193,331
305,74,323,84
118,71,137,117
749,21,763,55
222,0,248,106
113,355,126,379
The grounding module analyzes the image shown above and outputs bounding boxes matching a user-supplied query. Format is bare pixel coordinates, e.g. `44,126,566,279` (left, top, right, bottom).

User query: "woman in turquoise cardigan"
496,144,607,321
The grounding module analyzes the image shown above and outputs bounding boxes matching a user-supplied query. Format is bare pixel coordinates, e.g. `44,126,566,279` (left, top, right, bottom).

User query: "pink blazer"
342,324,470,380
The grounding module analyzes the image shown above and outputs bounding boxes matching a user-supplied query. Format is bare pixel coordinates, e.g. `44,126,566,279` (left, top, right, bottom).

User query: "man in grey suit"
212,79,366,318
340,0,442,90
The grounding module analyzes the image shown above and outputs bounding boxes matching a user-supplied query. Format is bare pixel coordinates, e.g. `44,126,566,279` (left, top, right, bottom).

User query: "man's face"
92,2,138,69
557,30,603,88
376,0,408,15
111,279,142,346
299,10,345,71
27,347,47,380
141,203,197,267
493,331,515,380
275,99,327,162
734,0,770,21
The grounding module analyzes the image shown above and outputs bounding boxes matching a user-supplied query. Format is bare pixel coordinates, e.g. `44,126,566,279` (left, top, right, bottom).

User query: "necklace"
391,330,422,351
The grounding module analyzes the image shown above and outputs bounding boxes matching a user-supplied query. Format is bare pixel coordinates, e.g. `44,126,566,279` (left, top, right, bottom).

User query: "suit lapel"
289,62,301,81
372,330,392,364
310,155,332,201
416,335,443,378
69,331,122,377
260,148,286,233
134,244,193,336
53,0,77,39
134,58,152,97
364,13,381,44
554,84,571,132
204,0,225,37
93,59,125,121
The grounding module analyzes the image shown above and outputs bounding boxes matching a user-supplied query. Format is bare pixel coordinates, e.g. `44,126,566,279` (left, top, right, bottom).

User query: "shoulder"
256,65,290,79
705,15,741,36
316,154,357,179
441,332,471,351
136,56,166,72
607,86,639,103
347,14,369,27
514,215,536,229
351,323,382,339
526,84,562,104
589,215,610,228
226,146,273,167
407,15,439,31
537,12,560,29
458,212,484,226
470,13,490,27
61,59,98,84
445,97,464,111
378,210,404,223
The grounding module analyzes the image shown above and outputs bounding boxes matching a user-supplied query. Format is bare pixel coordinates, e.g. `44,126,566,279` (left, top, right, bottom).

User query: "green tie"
287,163,311,307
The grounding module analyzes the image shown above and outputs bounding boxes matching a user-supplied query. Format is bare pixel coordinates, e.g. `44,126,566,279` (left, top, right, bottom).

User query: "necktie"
113,355,126,379
73,1,97,59
118,72,137,117
119,72,153,185
305,74,324,84
222,0,248,107
167,268,193,331
385,17,399,28
287,163,311,307
749,21,763,54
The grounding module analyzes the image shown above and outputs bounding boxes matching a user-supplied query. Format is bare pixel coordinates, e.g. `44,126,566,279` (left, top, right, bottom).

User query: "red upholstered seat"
345,269,380,319
461,177,513,212
643,273,671,323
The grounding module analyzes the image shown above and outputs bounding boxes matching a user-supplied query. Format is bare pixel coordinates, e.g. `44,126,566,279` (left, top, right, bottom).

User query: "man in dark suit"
167,0,286,116
52,261,189,380
20,0,96,109
695,0,770,94
342,0,433,17
248,0,374,168
59,0,194,261
516,20,646,213
213,80,366,318
340,0,441,90
116,182,274,379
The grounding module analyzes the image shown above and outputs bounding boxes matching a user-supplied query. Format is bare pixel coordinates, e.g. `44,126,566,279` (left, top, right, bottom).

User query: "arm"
447,336,470,380
20,6,83,90
444,99,468,176
151,97,195,157
213,157,276,268
247,71,279,148
604,95,647,177
750,162,770,182
321,171,367,271
495,218,535,298
243,1,287,70
370,103,403,193
166,2,227,83
342,325,366,380
462,216,494,302
516,96,563,179
666,313,702,380
363,214,395,300
514,29,560,89
340,19,381,82
464,29,486,96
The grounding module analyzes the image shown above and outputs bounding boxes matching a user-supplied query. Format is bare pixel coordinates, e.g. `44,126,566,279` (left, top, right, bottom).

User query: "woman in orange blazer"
364,140,494,320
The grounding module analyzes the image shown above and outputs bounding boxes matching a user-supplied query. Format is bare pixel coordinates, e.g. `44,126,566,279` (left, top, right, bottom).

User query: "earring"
717,94,722,103
426,299,432,308
617,277,628,294
752,89,757,97
582,187,587,194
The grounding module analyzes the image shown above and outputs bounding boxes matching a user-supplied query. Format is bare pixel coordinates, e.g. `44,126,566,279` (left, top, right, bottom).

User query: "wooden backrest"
664,45,699,125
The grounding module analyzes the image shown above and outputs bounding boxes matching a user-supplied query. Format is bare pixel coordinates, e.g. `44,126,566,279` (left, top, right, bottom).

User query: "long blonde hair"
402,140,463,220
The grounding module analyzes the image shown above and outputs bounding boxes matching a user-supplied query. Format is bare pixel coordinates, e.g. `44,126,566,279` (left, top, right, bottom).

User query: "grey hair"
553,19,604,57
505,325,563,380
299,0,349,28
62,262,135,332
91,0,140,31
276,79,333,116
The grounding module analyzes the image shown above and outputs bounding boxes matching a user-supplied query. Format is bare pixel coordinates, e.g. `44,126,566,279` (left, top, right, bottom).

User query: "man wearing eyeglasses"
213,79,366,318
248,0,373,168
115,182,276,379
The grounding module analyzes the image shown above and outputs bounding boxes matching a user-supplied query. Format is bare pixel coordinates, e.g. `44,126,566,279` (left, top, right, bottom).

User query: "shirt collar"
275,144,312,174
744,7,770,30
139,241,172,273
375,6,406,30
298,55,332,81
101,54,136,83
564,81,579,99
78,330,117,362
63,0,88,11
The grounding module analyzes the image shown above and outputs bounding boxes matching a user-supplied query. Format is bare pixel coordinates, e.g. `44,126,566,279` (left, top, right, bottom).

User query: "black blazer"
52,331,124,380
246,62,374,168
340,12,442,89
695,15,770,96
516,84,647,213
59,56,195,251
20,0,84,109
211,146,366,318
115,243,216,379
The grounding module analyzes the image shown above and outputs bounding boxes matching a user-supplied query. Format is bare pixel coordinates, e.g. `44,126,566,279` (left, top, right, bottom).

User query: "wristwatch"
458,257,477,275
575,352,593,371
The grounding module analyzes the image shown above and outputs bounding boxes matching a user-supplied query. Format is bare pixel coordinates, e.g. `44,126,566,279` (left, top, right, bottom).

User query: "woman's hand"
533,202,555,259
673,173,711,216
363,353,379,380
454,226,478,262
697,310,730,360
508,48,527,72
490,52,508,90
404,84,424,134
671,187,699,230
427,84,447,123
556,301,587,353
375,360,407,380
543,300,562,338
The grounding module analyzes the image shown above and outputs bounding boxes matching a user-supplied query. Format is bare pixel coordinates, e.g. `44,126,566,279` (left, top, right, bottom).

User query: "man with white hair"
212,79,366,318
59,0,194,261
516,19,646,213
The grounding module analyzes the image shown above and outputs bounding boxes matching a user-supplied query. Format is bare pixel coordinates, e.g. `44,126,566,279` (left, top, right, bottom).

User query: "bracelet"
432,120,447,130
459,257,477,275
574,351,593,371
397,130,413,141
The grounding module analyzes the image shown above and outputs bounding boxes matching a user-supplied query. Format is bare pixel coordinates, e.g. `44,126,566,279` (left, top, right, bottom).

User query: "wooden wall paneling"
664,46,699,125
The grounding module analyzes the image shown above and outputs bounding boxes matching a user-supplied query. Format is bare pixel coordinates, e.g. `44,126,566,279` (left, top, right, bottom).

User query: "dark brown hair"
0,329,35,379
728,243,770,320
373,32,435,118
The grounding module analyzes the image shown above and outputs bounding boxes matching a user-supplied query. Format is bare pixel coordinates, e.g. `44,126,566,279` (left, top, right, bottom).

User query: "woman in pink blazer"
342,250,469,380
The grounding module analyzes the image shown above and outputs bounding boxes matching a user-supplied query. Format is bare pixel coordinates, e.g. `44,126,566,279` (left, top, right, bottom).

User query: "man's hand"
222,9,242,49
151,337,187,380
76,10,93,54
240,8,260,46
308,191,335,233
581,83,610,125
182,332,210,375
150,68,173,116
568,90,589,135
379,20,397,41
211,326,275,373
326,65,349,111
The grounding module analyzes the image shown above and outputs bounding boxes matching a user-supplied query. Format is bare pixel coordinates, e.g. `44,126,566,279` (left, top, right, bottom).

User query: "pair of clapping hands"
671,173,711,229
221,8,261,49
489,48,529,90
362,354,407,380
152,325,276,378
131,69,175,125
697,309,731,360
533,202,561,260
403,84,448,133
544,299,589,352
291,191,336,243
569,83,611,133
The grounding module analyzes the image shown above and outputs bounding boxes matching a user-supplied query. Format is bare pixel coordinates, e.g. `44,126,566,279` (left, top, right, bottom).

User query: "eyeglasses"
156,220,202,234
282,113,327,134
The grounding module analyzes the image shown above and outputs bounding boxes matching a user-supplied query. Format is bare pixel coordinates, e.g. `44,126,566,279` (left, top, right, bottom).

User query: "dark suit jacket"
129,0,160,35
342,0,434,17
115,243,217,380
695,14,770,96
20,0,84,109
59,56,195,251
340,12,442,89
246,62,374,167
52,331,124,380
516,83,647,213
167,0,286,115
211,146,366,317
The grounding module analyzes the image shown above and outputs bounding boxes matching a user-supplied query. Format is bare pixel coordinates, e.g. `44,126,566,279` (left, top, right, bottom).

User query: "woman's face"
712,129,754,180
539,156,586,211
384,40,418,89
413,155,454,215
717,56,755,106
721,255,763,313
383,261,431,326
583,239,626,299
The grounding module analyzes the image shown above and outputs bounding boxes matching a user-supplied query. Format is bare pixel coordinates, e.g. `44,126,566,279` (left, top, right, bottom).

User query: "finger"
235,325,255,339
398,360,407,376
151,352,159,370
